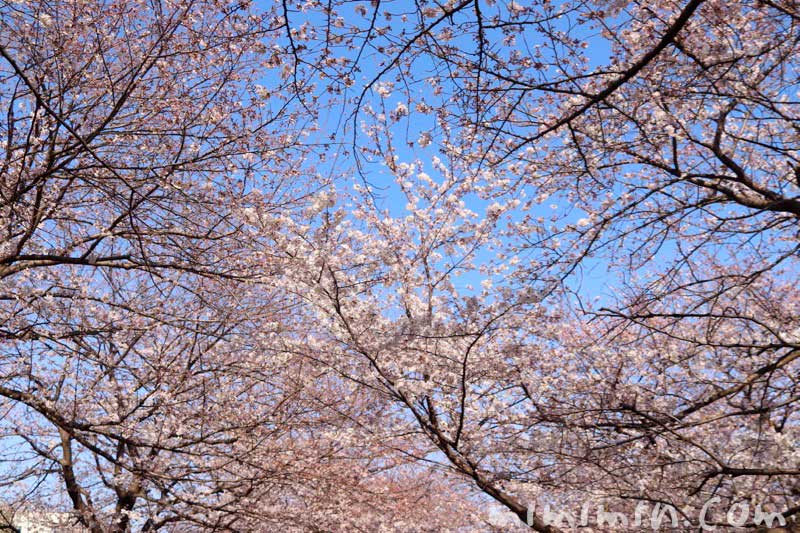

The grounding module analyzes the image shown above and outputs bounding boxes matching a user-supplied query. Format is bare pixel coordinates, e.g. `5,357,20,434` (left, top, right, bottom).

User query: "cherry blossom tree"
0,0,295,526
3,0,799,530
0,0,490,530
270,0,800,529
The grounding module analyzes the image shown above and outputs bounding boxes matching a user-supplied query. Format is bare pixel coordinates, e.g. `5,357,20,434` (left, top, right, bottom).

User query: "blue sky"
257,0,624,308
